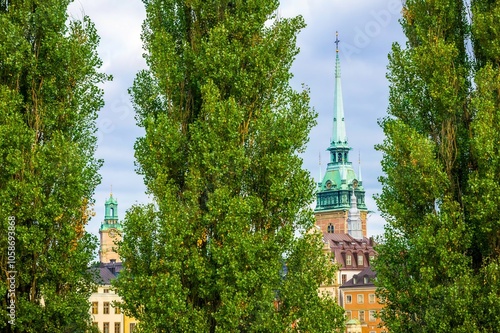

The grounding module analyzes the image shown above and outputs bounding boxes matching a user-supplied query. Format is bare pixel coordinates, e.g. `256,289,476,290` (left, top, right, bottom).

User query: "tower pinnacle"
332,32,347,147
347,183,363,239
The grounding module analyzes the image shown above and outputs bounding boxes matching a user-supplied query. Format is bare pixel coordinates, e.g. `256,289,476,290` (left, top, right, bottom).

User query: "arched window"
327,223,334,233
110,207,114,216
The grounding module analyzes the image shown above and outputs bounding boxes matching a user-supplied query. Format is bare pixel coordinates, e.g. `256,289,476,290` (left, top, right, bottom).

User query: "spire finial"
110,184,113,197
334,32,341,79
358,152,363,182
335,31,340,53
319,152,322,183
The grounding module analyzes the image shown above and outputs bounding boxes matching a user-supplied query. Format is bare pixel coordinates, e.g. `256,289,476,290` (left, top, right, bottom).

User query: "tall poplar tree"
115,0,344,332
375,0,500,331
0,1,108,332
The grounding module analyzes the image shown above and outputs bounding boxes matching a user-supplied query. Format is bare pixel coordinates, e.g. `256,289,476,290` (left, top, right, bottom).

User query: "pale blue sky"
68,0,406,239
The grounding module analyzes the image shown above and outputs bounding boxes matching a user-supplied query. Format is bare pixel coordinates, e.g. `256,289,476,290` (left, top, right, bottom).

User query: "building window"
103,302,110,314
91,302,98,314
104,288,109,293
103,322,110,333
130,323,136,333
358,254,364,266
369,310,377,321
341,274,347,284
114,322,121,333
115,306,121,314
357,294,364,304
92,322,98,327
346,254,352,265
346,295,352,304
369,293,376,304
327,223,334,233
359,310,365,322
369,255,375,262
345,311,352,320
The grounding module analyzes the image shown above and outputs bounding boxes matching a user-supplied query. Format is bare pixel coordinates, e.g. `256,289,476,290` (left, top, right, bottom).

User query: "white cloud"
68,0,406,240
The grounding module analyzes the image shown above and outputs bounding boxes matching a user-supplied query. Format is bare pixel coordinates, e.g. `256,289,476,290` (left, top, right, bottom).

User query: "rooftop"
91,261,123,285
340,266,377,288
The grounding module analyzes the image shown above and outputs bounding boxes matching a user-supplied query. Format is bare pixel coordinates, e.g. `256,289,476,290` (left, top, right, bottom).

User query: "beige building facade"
90,194,138,333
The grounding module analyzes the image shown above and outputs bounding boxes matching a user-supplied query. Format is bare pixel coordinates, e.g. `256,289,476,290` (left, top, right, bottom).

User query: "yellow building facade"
340,267,386,333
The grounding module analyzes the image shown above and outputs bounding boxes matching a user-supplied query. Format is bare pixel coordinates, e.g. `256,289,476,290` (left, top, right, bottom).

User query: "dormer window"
364,276,370,284
358,254,364,266
346,254,352,265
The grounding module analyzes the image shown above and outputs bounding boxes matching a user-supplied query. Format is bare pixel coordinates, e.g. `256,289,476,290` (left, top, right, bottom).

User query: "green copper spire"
332,31,348,148
315,33,366,213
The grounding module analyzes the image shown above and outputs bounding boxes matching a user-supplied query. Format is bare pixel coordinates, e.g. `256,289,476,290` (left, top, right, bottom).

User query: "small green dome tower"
99,191,123,263
100,193,123,232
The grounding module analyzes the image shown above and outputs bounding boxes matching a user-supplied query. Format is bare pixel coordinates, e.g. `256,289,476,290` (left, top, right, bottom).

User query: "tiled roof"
91,262,123,285
324,233,377,270
340,266,376,288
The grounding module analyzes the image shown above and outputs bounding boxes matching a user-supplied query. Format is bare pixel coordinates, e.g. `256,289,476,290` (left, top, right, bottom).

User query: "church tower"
315,33,368,238
99,192,123,263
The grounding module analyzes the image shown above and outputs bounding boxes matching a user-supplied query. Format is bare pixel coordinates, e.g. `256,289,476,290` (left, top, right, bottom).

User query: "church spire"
314,32,367,232
332,31,347,147
314,33,368,238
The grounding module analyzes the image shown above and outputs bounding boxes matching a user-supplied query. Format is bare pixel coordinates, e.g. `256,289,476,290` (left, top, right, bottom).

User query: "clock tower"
315,33,368,238
99,192,123,263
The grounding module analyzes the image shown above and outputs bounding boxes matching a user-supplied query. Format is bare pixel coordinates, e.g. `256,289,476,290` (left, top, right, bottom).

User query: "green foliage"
0,1,108,332
375,0,500,331
115,1,344,332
